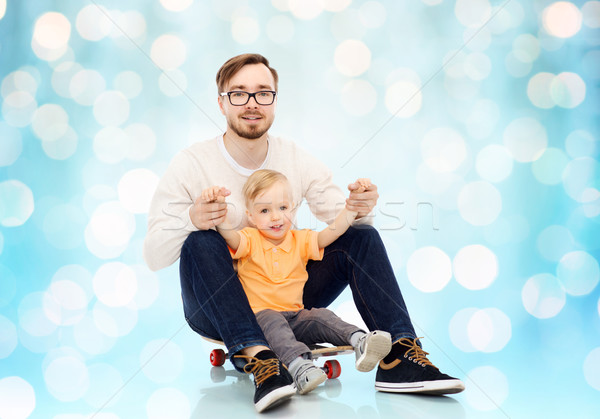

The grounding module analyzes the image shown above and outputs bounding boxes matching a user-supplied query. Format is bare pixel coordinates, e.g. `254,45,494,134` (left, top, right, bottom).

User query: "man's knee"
182,229,226,255
344,225,380,243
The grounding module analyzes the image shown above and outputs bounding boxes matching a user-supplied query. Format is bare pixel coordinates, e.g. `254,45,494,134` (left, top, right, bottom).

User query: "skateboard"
205,337,354,379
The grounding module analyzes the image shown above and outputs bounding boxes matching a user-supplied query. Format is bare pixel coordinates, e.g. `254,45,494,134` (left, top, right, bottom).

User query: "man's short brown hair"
216,53,279,94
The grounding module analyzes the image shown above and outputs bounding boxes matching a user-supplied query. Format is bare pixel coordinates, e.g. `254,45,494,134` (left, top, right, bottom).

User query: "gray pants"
256,308,363,366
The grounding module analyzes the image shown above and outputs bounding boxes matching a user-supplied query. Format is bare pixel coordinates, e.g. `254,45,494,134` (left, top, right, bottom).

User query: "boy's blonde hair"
242,169,290,208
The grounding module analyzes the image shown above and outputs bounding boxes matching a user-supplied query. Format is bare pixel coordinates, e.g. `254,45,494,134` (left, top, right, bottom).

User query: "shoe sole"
297,370,327,395
255,384,296,413
375,379,465,395
356,331,392,372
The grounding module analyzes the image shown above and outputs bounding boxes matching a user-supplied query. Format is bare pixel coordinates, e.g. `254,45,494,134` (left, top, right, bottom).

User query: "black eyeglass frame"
220,90,277,106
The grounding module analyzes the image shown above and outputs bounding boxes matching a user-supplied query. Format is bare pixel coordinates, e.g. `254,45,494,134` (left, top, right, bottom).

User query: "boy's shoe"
355,330,392,372
237,350,296,413
294,361,327,395
375,337,465,395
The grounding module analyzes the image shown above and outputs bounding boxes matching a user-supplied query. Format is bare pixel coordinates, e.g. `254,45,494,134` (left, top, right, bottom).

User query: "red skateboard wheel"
323,360,341,379
210,349,226,366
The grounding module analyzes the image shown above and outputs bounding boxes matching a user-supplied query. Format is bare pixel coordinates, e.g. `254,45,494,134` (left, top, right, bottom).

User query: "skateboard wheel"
323,360,341,379
210,349,226,366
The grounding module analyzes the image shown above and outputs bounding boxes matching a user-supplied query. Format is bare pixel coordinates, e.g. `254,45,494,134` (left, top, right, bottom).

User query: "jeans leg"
290,308,363,347
255,310,311,366
179,230,268,363
303,226,417,342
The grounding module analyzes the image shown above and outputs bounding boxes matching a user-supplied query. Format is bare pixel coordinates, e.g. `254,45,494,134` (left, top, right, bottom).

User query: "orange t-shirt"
230,227,324,313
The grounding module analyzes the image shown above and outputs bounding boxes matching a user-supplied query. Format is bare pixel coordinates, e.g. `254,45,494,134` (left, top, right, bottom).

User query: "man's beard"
227,113,273,140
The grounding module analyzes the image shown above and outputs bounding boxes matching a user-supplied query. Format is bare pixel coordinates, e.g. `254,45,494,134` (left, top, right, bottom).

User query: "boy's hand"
201,186,229,202
347,178,378,218
191,186,231,229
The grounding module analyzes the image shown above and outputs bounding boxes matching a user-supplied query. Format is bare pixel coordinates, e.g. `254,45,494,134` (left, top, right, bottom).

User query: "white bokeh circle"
542,1,582,38
340,79,377,116
43,280,88,326
0,180,34,227
467,308,511,352
118,168,160,214
93,91,130,127
584,347,600,391
475,144,513,183
562,157,599,203
0,376,36,419
455,0,492,28
453,245,499,290
503,117,547,162
160,0,193,12
556,251,600,296
231,17,260,44
457,181,502,226
70,69,106,106
0,315,18,359
406,247,452,292
92,302,138,338
93,262,137,307
522,273,566,319
536,225,575,262
421,127,467,173
551,72,586,109
288,0,324,20
150,34,187,70
76,5,112,41
531,147,570,185
334,40,371,77
85,201,136,259
44,356,89,402
385,81,422,118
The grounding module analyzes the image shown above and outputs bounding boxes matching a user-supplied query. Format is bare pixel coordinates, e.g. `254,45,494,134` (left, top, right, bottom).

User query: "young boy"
202,169,392,395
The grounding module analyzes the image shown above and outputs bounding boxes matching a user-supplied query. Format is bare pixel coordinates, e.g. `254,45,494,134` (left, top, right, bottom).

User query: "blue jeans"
179,226,416,366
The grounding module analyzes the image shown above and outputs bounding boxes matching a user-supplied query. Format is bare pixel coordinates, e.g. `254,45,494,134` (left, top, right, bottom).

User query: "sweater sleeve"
298,147,372,226
143,150,200,271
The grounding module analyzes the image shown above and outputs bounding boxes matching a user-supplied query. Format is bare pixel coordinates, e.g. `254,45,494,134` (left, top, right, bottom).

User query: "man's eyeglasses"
220,90,277,106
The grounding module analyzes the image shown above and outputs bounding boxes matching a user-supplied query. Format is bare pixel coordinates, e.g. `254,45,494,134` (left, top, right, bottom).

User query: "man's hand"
190,186,231,230
346,179,378,219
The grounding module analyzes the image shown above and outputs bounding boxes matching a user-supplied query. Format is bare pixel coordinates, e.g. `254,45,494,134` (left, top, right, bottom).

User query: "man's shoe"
355,330,392,372
375,337,465,395
237,350,296,412
293,361,327,395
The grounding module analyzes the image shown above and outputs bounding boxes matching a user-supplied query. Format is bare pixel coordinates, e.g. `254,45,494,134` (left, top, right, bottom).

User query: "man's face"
219,63,277,140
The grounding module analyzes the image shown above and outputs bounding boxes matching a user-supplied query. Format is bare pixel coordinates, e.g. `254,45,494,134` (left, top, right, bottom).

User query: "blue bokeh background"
0,0,599,418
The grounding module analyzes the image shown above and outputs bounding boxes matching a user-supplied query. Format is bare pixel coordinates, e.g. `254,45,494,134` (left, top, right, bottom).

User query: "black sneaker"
236,350,296,412
375,337,465,395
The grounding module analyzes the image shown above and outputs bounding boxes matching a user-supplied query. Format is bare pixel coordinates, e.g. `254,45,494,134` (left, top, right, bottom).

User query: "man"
144,53,465,413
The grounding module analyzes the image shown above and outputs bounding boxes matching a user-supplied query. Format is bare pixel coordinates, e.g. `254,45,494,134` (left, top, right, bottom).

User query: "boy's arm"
317,207,358,248
216,222,241,251
317,178,371,248
201,185,241,251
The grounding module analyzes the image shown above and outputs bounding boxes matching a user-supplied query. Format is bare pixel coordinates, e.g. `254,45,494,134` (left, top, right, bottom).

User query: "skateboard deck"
205,338,353,379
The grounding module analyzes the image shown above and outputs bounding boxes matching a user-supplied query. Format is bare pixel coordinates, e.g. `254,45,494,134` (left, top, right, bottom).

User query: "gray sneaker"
293,361,327,395
355,330,392,372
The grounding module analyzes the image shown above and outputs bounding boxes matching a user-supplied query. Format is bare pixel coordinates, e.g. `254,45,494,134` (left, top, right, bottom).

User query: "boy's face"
247,181,293,244
218,63,277,140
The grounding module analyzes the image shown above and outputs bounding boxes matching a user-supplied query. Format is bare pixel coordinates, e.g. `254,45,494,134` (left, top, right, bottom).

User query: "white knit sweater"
143,135,362,271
